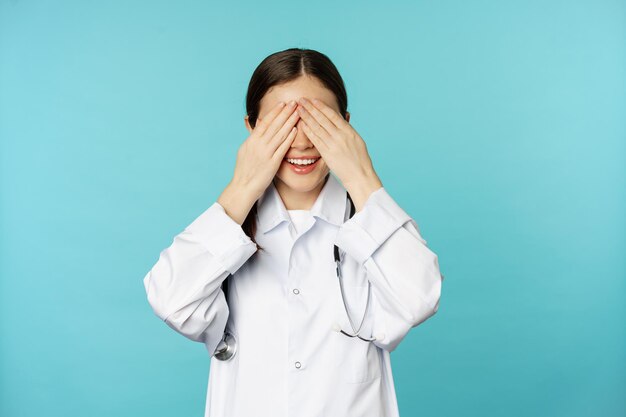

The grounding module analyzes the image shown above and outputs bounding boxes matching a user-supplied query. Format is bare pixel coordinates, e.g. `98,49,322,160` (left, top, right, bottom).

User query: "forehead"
258,75,340,118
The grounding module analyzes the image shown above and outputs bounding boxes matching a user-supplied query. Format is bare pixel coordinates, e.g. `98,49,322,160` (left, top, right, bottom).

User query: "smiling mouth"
284,157,321,166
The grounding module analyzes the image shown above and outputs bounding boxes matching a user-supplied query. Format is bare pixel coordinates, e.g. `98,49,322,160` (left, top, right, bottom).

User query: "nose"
292,118,314,147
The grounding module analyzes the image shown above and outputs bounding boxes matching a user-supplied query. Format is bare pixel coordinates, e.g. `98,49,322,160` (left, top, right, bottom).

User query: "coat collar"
256,173,348,234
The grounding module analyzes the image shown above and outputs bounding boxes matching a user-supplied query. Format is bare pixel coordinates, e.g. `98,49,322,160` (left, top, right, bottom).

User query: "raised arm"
143,182,259,356
334,187,444,352
143,100,303,355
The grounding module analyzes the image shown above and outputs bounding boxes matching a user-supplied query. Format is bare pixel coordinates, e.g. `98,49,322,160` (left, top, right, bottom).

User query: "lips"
283,157,321,174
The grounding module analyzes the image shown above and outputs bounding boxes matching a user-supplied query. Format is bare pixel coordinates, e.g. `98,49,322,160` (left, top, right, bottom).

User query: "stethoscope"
213,193,374,361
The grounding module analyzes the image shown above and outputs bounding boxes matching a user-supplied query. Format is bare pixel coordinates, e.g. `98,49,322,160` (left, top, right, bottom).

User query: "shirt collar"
256,173,348,234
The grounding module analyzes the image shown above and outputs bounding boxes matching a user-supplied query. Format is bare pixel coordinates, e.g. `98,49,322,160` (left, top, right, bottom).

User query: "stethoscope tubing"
214,193,374,361
334,244,376,342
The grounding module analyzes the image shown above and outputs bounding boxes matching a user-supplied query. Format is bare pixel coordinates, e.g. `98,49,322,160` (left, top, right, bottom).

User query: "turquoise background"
1,1,624,416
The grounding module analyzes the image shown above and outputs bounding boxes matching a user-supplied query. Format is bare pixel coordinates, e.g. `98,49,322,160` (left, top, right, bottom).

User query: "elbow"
144,270,163,320
143,269,173,322
163,291,230,355
424,253,443,315
427,268,443,315
163,295,229,342
409,264,443,327
370,262,443,353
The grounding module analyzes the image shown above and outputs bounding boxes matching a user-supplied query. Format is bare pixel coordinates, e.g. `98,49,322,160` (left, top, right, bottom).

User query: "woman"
143,48,444,417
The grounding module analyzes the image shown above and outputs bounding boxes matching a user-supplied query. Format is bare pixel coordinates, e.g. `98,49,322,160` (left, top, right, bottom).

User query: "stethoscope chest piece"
214,331,237,361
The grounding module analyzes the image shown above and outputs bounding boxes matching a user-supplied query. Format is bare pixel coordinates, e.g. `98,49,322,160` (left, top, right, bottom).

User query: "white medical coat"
143,173,443,417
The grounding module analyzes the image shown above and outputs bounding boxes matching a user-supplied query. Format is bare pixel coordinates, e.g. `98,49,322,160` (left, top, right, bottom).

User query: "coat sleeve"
143,202,258,356
333,187,444,353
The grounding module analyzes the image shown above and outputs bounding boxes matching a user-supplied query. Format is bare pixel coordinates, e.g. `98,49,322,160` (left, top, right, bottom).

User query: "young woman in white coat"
143,47,444,417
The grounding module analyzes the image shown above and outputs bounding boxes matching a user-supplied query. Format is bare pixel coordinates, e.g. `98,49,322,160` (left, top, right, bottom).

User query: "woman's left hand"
296,97,383,211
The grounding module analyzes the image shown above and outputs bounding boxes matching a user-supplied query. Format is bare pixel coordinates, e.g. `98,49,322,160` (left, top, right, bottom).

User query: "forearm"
217,180,262,226
143,195,259,353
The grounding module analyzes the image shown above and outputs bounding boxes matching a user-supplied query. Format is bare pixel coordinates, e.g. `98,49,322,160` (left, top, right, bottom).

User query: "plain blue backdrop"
1,1,624,416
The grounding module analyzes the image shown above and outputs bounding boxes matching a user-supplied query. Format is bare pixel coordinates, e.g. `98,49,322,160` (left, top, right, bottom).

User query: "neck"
274,174,328,210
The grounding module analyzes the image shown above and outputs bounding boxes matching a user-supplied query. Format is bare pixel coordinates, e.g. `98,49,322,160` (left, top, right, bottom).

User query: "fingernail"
289,100,296,107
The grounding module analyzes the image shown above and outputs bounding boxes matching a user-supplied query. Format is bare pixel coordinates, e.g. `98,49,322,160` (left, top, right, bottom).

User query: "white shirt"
143,173,444,417
287,209,311,237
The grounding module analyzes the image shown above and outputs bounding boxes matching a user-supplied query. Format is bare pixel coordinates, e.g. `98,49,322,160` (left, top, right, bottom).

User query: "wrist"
218,181,259,226
228,179,262,201
344,173,383,213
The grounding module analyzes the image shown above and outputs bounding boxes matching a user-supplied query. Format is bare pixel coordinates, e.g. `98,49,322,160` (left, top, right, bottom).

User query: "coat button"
295,361,302,369
293,288,300,295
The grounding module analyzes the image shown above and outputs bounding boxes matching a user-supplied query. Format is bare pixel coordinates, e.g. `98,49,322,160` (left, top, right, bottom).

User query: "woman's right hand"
217,100,300,226
232,100,300,198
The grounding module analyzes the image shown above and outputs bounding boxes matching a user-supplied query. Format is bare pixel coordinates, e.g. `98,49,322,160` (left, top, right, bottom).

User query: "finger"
273,126,298,161
299,118,328,152
255,101,288,136
268,108,300,150
311,98,349,130
297,104,332,143
263,100,298,141
299,98,338,137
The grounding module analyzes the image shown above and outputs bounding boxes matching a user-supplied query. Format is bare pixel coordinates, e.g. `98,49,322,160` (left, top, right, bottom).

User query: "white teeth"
287,158,318,165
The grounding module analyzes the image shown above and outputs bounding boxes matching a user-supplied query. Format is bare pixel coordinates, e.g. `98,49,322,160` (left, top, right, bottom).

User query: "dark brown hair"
242,48,349,251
